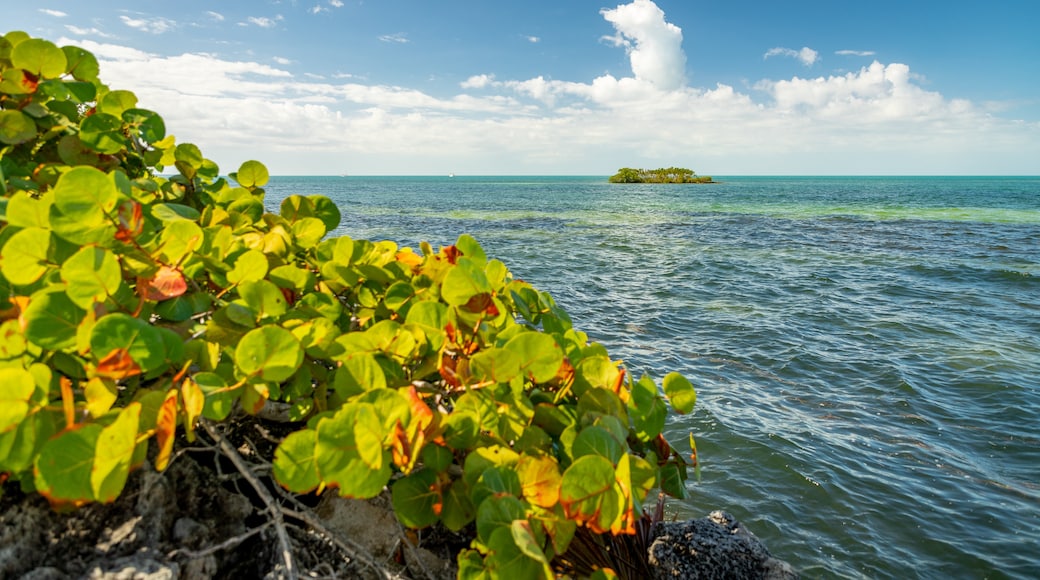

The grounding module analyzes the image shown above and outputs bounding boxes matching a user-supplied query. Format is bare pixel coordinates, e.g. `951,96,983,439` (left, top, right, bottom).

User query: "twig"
280,507,398,580
393,517,436,580
167,521,272,560
200,419,298,580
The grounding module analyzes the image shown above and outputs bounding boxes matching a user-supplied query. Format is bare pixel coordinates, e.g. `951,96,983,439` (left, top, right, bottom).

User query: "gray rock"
648,511,798,580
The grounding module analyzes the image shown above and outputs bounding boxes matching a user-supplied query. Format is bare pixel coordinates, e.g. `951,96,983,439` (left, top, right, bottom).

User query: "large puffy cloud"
600,0,686,91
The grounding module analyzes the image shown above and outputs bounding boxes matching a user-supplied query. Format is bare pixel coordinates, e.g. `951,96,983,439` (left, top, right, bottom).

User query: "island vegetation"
609,167,714,184
0,30,700,579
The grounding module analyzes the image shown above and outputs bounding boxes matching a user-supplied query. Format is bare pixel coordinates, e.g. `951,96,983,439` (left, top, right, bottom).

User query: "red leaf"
139,266,187,301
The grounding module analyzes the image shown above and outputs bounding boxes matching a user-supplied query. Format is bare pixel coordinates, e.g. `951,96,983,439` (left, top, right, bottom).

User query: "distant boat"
448,172,455,178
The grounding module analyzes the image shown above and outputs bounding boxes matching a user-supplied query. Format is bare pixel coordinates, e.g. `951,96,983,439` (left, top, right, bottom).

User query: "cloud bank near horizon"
58,0,1038,175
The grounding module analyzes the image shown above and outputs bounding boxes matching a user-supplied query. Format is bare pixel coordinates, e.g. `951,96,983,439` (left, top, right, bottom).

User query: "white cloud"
38,8,67,17
525,36,540,43
273,56,293,65
206,11,225,22
600,0,686,90
329,0,345,7
461,74,495,89
310,5,328,15
379,33,409,44
120,15,177,34
765,46,819,66
65,25,114,38
62,1,1038,175
836,49,875,57
244,16,283,28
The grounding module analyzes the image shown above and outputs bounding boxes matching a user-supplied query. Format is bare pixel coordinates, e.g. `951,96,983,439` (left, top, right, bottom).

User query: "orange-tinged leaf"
138,265,187,301
83,377,118,418
395,249,423,271
154,389,178,471
404,385,434,432
94,347,143,380
517,453,562,509
114,199,143,242
181,377,204,442
60,376,75,429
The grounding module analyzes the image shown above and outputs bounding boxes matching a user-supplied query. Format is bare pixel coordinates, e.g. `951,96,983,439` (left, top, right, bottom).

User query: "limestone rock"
648,511,797,580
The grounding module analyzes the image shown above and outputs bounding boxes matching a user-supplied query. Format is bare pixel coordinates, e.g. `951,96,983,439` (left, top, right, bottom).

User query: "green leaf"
441,478,476,531
90,313,167,374
5,190,53,228
392,468,441,528
628,375,666,442
571,425,624,463
455,234,487,265
487,525,552,579
91,402,140,503
559,455,622,534
238,280,288,321
34,424,102,504
23,289,84,351
235,326,303,383
11,38,67,78
158,220,203,265
192,372,235,421
469,347,521,385
315,403,391,498
151,203,200,222
1,227,53,286
272,428,321,494
227,249,269,285
442,258,491,307
61,246,122,308
62,45,100,81
505,333,563,384
0,110,36,145
291,217,326,249
99,90,138,116
332,353,386,399
662,371,696,414
234,160,269,188
49,167,118,245
79,113,125,154
309,195,342,232
475,494,526,544
0,368,36,434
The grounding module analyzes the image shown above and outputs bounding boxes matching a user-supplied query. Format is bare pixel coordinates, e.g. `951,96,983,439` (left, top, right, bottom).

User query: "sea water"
267,175,1040,579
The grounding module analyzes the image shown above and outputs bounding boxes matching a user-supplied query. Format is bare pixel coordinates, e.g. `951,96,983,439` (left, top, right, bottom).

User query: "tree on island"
609,167,713,183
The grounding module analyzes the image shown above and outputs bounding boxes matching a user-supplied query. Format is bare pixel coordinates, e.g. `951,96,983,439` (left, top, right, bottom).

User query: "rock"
648,511,798,580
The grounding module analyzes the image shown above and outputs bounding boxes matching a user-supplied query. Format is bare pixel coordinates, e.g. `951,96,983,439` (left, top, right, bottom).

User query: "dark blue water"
268,176,1040,579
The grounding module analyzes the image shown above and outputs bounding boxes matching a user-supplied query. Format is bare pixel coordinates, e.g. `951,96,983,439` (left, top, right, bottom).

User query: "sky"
9,0,1040,175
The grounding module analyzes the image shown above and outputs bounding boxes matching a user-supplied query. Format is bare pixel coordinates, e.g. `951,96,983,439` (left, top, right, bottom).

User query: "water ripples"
270,176,1040,578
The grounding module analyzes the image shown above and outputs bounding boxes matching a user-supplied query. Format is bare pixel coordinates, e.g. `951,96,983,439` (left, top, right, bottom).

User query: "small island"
609,166,714,183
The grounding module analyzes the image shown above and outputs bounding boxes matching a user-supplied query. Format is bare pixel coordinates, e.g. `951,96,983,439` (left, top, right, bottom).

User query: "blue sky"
10,0,1040,175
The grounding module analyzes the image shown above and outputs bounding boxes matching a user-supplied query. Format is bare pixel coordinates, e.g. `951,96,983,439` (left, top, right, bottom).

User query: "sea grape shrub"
0,31,698,577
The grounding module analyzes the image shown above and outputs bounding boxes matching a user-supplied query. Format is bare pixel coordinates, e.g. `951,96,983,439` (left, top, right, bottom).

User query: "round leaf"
235,326,303,382
11,38,67,78
61,246,122,308
272,428,321,494
505,332,564,384
1,227,53,286
23,289,84,351
0,110,36,144
90,313,167,374
392,468,440,528
662,372,696,414
79,113,125,154
235,160,269,188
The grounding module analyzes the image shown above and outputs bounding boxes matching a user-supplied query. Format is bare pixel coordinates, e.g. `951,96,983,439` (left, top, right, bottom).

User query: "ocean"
266,175,1040,579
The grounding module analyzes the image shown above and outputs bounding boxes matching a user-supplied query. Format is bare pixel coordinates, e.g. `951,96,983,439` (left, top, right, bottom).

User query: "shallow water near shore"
268,175,1040,579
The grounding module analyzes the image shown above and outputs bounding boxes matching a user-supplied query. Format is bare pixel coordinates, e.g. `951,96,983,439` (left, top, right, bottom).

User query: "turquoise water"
268,176,1040,579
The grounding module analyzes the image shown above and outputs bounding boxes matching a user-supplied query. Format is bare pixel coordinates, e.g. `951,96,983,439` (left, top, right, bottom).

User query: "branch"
199,419,297,580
